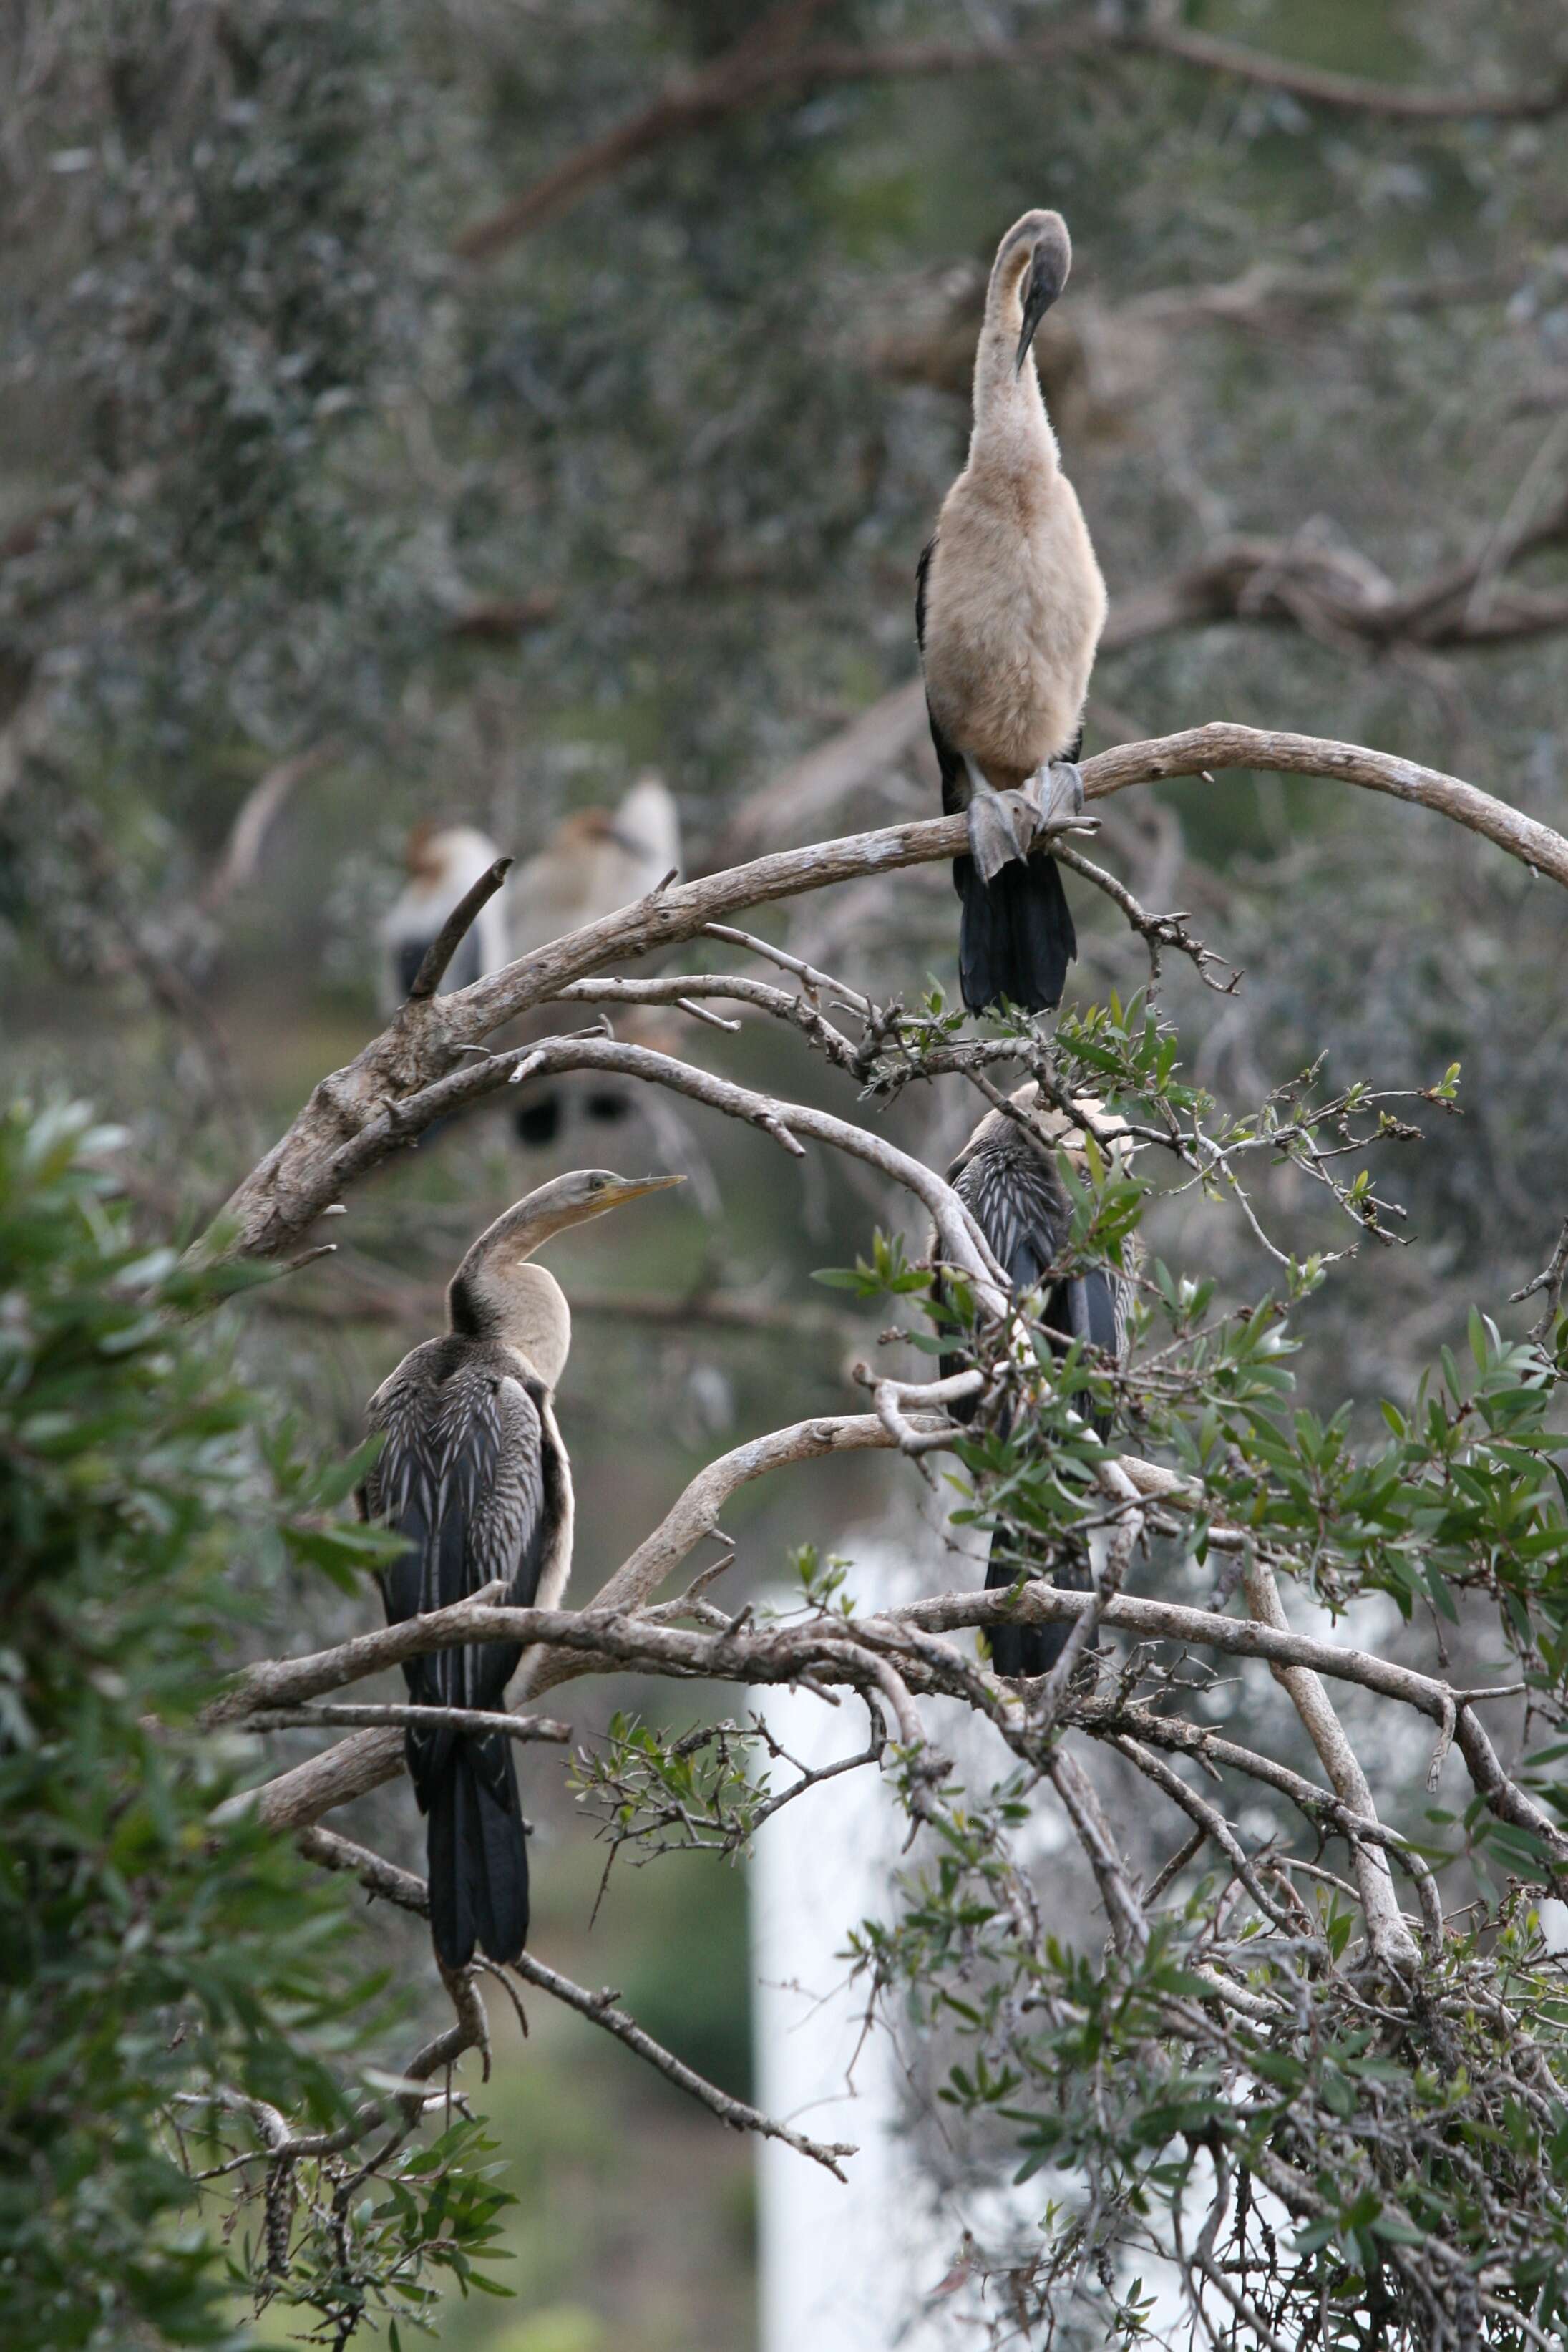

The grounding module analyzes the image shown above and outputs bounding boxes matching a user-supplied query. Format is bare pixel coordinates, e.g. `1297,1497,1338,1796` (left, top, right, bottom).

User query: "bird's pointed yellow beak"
605,1172,686,1206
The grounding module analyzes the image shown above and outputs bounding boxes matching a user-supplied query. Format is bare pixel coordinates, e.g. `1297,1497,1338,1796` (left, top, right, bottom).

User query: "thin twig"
246,1701,570,1743
1512,1216,1568,1343
406,857,514,1001
295,1823,856,2175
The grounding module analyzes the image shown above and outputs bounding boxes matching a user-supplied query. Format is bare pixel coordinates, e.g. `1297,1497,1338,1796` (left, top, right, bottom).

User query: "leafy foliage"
565,997,1568,2348
0,1099,510,2348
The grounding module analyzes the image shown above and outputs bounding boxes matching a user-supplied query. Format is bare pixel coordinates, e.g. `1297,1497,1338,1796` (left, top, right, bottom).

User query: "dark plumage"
364,1338,562,1968
937,1087,1132,1679
361,1170,683,1968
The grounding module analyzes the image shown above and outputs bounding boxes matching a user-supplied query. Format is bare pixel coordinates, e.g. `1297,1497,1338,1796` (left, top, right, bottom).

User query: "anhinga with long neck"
916,211,1107,1016
362,1171,683,1968
935,1086,1132,1679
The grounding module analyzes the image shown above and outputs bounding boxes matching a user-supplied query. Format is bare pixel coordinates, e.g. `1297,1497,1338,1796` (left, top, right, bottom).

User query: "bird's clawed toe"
1048,757,1086,825
967,789,1037,883
1032,758,1085,830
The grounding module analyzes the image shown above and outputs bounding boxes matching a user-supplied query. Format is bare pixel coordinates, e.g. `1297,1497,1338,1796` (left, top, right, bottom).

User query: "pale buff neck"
490,1260,571,1388
969,233,1058,478
448,1194,580,1386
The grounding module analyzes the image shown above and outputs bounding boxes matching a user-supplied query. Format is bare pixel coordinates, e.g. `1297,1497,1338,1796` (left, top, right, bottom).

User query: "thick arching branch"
516,1408,953,1701
200,724,1568,1266
212,1555,1554,1870
1242,1558,1418,1973
214,1578,1526,1742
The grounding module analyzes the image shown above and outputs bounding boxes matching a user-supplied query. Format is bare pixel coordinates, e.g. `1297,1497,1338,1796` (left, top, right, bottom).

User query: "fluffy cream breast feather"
915,209,1107,1015
920,215,1106,787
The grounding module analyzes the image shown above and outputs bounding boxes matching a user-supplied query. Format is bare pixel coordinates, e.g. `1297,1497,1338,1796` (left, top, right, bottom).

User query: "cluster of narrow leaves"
852,1794,1568,2352
0,1099,511,2348
594,1002,1568,2347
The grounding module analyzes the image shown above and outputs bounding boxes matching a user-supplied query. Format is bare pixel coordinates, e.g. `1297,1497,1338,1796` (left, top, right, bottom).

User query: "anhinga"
937,1085,1131,1679
510,777,684,1145
361,1170,683,1968
380,824,510,1012
916,211,1107,1016
509,776,681,957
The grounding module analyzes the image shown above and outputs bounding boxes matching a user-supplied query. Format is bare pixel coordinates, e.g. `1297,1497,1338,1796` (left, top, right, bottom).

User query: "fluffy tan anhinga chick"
380,823,510,1014
916,211,1108,1014
509,777,681,956
361,1170,684,1968
932,1084,1134,1679
510,778,684,1145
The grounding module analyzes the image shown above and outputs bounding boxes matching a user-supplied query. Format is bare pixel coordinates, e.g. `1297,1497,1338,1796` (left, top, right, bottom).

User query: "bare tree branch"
247,1701,570,1743
199,743,336,914
1512,1217,1568,1343
518,1407,954,1702
212,1552,1553,1875
196,724,1568,1268
296,1823,856,2176
406,855,513,1001
1125,19,1568,122
1048,1747,1149,1959
1102,509,1568,660
1241,1558,1420,1974
451,15,1091,260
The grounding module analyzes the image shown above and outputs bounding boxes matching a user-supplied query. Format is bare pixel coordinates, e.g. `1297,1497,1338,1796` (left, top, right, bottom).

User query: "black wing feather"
931,1125,1129,1678
365,1346,550,1964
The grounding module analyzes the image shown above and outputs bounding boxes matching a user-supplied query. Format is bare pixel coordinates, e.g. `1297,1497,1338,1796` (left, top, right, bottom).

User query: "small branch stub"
407,857,514,1002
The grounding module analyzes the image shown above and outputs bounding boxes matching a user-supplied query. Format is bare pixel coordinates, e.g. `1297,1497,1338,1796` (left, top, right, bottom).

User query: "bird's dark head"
1003,209,1072,374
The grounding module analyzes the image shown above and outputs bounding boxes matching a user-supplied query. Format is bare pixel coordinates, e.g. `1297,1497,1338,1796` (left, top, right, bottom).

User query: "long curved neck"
970,234,1058,480
447,1194,577,1384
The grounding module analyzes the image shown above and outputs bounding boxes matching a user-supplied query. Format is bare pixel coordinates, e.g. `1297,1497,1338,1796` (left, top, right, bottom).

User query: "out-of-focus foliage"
0,1099,511,2348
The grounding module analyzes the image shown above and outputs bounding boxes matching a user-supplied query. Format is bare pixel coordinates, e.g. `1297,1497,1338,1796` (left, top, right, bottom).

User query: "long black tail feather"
422,1732,529,1969
985,1537,1095,1681
955,850,1076,1016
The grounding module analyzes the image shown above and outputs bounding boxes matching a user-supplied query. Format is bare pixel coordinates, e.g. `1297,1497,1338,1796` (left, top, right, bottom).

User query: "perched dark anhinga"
937,1085,1131,1679
916,211,1107,1016
361,1170,683,1968
380,823,510,1013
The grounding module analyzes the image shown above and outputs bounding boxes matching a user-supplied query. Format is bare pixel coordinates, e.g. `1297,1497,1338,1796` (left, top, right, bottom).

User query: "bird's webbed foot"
963,753,1041,882
1022,757,1085,835
967,791,1034,882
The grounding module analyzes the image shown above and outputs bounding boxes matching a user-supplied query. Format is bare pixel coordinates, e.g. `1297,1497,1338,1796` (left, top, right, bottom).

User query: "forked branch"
199,724,1568,1268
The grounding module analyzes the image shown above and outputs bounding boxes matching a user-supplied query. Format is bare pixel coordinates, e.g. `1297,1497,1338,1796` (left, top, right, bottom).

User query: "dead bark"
195,724,1568,1268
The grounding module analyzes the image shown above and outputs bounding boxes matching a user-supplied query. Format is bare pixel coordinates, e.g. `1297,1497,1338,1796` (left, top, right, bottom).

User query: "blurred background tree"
6,1,1568,2345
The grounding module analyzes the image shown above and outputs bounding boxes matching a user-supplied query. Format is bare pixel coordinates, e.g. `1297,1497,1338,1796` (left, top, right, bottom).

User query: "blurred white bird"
379,822,510,1014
